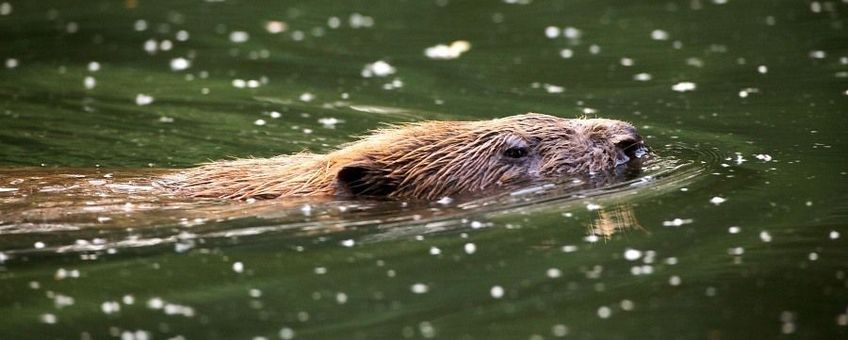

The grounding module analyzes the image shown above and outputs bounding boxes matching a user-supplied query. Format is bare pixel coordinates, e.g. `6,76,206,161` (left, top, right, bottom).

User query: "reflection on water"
588,204,644,239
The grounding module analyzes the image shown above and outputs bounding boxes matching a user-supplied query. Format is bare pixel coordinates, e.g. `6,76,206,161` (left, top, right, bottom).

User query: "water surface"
1,0,847,339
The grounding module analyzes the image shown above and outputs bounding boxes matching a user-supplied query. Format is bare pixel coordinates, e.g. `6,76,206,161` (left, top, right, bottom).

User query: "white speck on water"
34,241,46,249
544,26,559,38
490,285,504,299
806,201,813,207
672,82,696,92
0,2,12,16
597,306,612,319
562,245,578,253
429,246,441,255
620,57,634,66
158,116,174,123
728,226,741,234
53,294,75,308
65,22,78,33
559,48,574,59
551,324,569,337
318,117,340,128
134,19,147,31
361,60,395,78
760,231,773,242
662,218,693,227
40,313,57,324
176,30,190,41
651,29,669,40
424,40,471,60
135,94,154,106
298,92,314,102
101,301,121,314
624,249,643,261
254,119,266,126
143,39,157,54
728,247,745,256
164,303,195,317
232,261,244,273
84,76,96,89
169,57,191,71
123,295,135,305
229,31,249,43
669,275,682,286
335,292,348,304
710,196,726,205
586,203,601,211
265,21,287,34
584,234,600,243
0,252,8,263
464,243,477,254
279,327,295,339
327,16,341,28
755,154,773,161
411,283,429,294
340,239,355,247
419,321,436,338
634,73,652,81
159,40,172,51
314,267,327,275
563,27,582,39
146,297,164,309
349,13,374,28
620,299,635,311
589,44,601,54
809,252,819,261
544,84,565,93
781,311,797,334
87,61,100,72
809,50,826,59
269,111,282,119
830,230,840,240
686,57,705,68
758,65,768,74
5,58,17,69
232,79,246,88
546,268,562,278
249,289,262,298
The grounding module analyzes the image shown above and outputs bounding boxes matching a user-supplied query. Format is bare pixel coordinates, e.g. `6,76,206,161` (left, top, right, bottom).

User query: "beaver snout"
614,136,649,166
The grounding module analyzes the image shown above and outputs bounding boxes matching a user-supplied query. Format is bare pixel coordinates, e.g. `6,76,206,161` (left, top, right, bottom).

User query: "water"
1,0,847,339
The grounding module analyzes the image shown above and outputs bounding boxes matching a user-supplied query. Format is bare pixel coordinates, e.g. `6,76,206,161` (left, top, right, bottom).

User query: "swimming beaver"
163,113,648,200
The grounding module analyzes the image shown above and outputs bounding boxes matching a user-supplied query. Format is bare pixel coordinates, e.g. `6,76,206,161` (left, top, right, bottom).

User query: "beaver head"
333,113,648,199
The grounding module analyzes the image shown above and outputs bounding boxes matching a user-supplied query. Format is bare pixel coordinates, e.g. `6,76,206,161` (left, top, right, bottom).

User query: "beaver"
162,113,648,200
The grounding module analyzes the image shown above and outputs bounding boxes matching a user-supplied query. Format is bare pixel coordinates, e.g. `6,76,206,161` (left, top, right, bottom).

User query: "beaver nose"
615,136,648,160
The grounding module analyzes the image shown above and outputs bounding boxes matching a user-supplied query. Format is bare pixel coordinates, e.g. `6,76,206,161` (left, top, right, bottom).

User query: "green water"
1,0,847,339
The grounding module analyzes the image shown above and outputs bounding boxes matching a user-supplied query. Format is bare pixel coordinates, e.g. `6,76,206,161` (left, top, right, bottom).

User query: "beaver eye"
503,146,528,159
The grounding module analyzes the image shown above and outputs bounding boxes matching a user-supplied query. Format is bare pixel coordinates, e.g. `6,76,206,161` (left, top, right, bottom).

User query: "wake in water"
0,144,713,257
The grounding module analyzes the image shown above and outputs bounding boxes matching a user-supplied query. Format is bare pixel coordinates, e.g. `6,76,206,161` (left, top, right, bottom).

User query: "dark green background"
1,0,846,339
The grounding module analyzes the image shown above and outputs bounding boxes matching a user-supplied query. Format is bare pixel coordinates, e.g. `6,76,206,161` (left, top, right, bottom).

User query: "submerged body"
163,113,648,200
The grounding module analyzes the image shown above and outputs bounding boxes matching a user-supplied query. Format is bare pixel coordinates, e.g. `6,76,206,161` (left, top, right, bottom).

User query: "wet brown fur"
162,113,644,200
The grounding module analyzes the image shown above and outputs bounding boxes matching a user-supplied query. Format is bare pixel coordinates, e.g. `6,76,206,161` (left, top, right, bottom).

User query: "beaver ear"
336,162,398,197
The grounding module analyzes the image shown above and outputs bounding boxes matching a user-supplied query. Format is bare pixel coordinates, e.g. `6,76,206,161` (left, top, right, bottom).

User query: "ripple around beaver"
0,143,724,258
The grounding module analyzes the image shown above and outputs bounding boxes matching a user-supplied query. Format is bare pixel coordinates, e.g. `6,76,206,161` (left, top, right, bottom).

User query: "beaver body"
163,113,647,200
